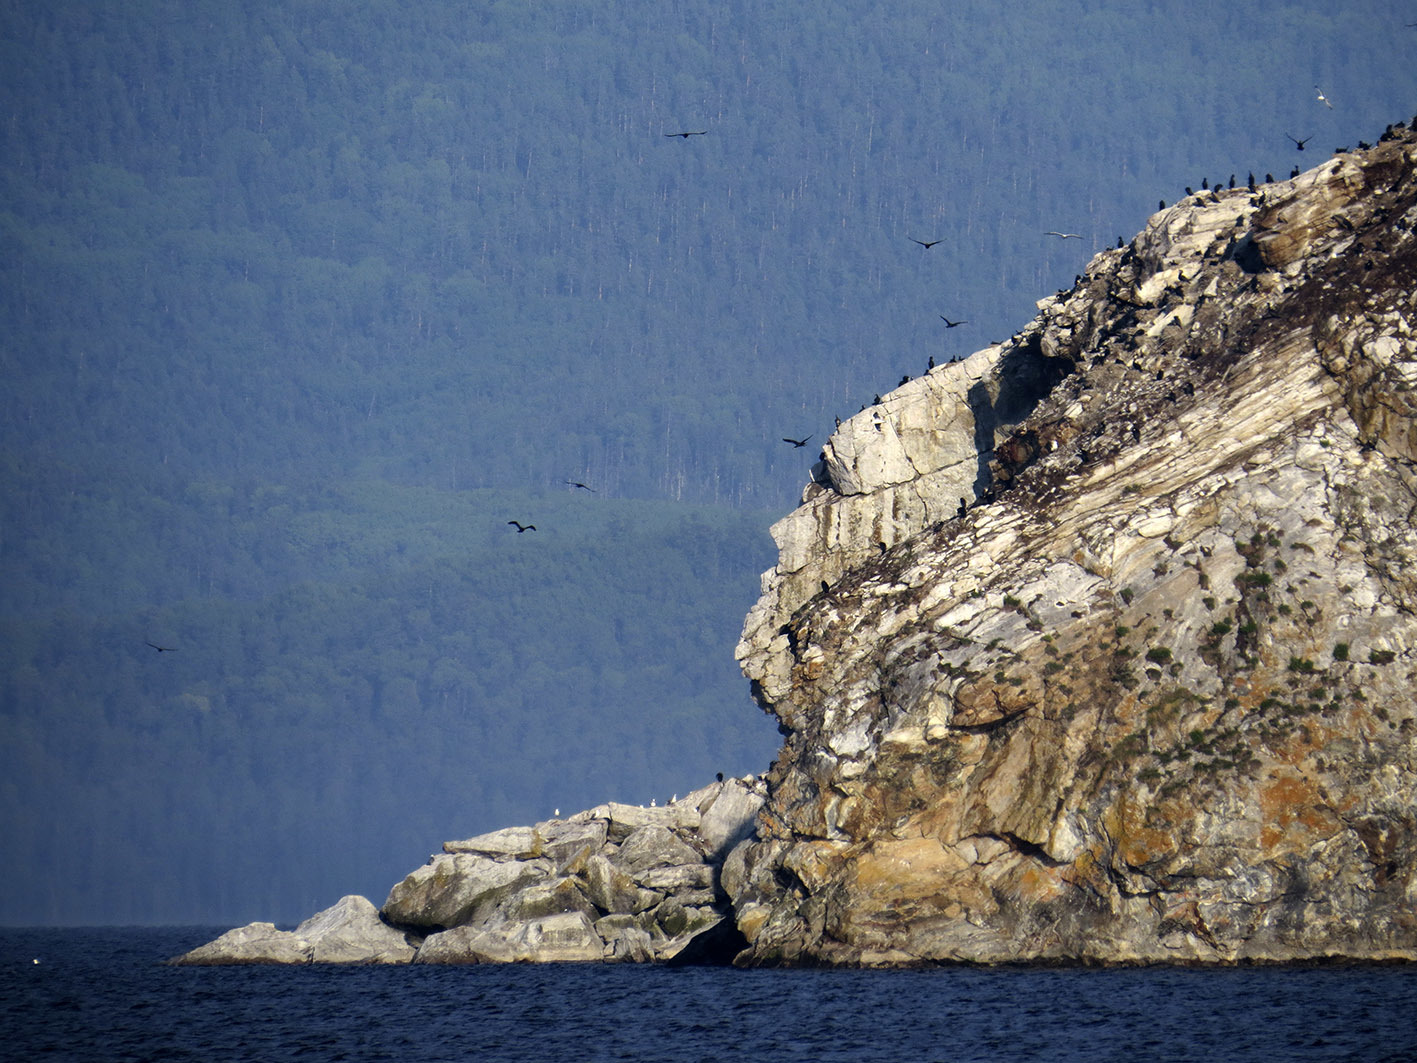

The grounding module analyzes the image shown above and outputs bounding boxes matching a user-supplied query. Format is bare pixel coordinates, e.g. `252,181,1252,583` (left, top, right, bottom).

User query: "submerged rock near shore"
731,124,1417,965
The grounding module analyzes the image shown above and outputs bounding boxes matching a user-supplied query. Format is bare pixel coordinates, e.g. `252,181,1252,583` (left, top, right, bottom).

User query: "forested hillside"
2,0,1413,923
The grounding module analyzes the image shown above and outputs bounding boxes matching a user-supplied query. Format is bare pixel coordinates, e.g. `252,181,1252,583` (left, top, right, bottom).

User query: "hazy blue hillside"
2,0,1414,924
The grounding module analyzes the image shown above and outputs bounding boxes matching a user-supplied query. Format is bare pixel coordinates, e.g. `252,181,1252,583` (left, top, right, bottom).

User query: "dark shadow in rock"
663,916,749,966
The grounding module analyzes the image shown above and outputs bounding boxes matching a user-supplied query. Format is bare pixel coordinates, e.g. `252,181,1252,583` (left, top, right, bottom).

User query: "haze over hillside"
3,0,1414,924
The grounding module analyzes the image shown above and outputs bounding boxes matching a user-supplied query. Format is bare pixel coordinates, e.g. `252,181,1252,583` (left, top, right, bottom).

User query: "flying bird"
1045,231,1082,239
564,480,595,492
939,316,968,328
1287,133,1313,150
1315,85,1333,109
782,435,813,448
507,521,537,533
144,641,177,652
910,238,943,249
664,130,707,138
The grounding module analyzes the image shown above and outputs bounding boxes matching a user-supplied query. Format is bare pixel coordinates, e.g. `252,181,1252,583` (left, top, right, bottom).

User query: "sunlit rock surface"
733,127,1417,966
170,895,417,965
173,778,764,965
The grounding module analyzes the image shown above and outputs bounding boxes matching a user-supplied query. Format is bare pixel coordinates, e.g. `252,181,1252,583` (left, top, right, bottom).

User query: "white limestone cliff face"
732,126,1417,966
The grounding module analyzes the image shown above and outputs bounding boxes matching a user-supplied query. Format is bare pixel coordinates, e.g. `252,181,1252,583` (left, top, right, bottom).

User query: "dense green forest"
2,0,1413,924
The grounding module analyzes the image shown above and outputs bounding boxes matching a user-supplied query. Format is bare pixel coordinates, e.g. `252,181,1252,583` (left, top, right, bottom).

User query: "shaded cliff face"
733,127,1417,965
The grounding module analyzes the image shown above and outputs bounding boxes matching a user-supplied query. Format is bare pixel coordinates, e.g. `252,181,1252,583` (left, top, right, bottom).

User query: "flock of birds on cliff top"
146,86,1411,656
489,86,1417,544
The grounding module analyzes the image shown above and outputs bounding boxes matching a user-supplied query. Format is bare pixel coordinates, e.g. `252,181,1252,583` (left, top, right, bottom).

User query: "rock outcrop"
173,777,763,965
170,894,418,965
731,125,1417,965
176,124,1417,970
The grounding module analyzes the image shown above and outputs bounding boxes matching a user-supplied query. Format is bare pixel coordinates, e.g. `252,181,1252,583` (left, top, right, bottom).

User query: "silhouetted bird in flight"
664,130,707,138
507,521,537,533
910,238,943,249
564,480,595,492
145,641,177,652
939,315,968,328
782,435,812,448
1045,231,1081,239
1287,133,1313,150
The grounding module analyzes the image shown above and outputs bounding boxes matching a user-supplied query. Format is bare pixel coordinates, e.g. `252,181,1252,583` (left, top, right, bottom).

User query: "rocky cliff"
177,124,1417,969
730,124,1417,965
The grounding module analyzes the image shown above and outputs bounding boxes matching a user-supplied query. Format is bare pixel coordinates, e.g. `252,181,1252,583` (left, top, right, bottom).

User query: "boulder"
538,818,609,868
382,853,552,930
443,826,540,857
295,894,418,964
696,780,764,860
614,824,702,874
582,853,660,914
416,911,604,964
169,921,311,966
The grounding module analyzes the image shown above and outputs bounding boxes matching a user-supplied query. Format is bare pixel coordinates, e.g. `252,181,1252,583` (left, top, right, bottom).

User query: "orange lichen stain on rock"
736,904,771,942
849,836,977,906
1014,861,1068,903
1105,796,1179,870
783,839,849,892
1259,772,1340,852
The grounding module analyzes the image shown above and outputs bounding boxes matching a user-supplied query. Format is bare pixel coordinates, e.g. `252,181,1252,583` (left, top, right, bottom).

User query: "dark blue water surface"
3,927,1416,1062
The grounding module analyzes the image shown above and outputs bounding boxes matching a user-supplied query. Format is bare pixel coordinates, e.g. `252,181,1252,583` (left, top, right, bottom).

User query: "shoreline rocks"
172,777,764,965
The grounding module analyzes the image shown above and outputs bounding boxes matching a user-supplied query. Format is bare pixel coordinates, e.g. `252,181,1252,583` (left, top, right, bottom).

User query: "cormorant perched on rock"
956,497,967,518
1229,174,1236,189
1159,199,1166,209
1265,173,1274,183
1201,177,1209,190
1247,173,1256,191
1287,133,1312,150
1290,166,1301,178
1185,186,1193,196
910,238,943,249
782,435,812,448
716,772,724,782
927,356,935,370
898,375,911,386
507,520,537,533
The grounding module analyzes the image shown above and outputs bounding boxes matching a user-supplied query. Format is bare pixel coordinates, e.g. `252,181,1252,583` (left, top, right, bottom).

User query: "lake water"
3,927,1415,1062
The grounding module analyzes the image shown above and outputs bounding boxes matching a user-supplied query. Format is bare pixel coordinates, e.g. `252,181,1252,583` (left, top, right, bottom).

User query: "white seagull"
1315,85,1333,109
1045,231,1082,239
